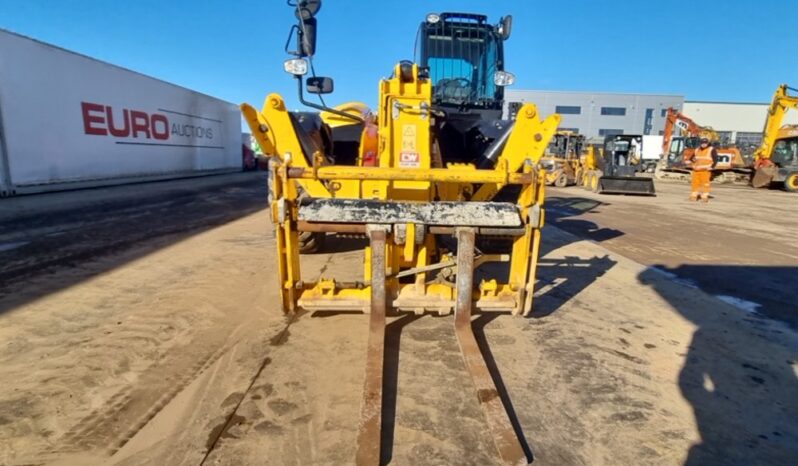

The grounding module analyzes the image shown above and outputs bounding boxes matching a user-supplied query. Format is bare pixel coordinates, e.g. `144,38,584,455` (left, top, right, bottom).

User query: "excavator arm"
754,84,798,164
661,107,720,156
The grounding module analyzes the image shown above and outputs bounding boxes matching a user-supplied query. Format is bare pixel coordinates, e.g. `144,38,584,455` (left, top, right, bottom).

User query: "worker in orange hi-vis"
688,137,717,202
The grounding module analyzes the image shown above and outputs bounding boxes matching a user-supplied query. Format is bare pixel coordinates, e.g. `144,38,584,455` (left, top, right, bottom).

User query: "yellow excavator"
752,84,798,192
241,2,558,464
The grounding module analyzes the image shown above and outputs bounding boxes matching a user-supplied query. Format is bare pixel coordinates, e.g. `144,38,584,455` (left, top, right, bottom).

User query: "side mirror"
294,0,321,20
292,0,321,57
298,17,317,57
498,15,512,40
306,76,334,94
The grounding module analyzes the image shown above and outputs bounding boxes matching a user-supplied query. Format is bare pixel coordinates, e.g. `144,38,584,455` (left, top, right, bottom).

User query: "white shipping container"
0,29,242,195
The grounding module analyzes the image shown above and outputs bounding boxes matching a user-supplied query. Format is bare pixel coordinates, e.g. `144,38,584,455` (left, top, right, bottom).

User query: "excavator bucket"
752,165,777,188
597,176,656,196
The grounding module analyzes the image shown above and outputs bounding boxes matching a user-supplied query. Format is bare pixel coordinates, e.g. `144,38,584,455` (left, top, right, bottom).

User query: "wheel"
298,230,326,254
554,173,568,187
296,185,325,254
784,171,798,193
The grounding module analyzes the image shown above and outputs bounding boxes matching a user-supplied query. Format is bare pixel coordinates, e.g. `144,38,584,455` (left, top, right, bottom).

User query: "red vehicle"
242,144,257,171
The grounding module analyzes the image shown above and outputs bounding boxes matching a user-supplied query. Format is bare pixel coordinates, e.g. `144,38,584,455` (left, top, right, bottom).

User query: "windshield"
419,21,501,106
684,137,701,149
610,141,630,152
772,137,798,165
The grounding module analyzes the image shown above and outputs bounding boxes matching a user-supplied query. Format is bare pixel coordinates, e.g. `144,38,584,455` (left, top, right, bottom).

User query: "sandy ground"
0,173,796,465
546,180,798,327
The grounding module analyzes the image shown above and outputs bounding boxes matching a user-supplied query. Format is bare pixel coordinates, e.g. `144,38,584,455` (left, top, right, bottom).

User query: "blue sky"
1,0,795,111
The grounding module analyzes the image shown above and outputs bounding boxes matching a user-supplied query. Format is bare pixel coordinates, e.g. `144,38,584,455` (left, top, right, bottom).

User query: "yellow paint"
241,59,558,315
755,84,798,164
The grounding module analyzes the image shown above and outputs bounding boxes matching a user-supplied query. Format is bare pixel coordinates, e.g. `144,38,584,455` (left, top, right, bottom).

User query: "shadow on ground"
639,267,798,466
653,264,798,330
0,173,268,315
545,196,624,244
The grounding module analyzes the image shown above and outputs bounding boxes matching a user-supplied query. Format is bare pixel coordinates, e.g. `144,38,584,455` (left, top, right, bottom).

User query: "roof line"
0,27,235,107
685,100,768,106
506,88,684,98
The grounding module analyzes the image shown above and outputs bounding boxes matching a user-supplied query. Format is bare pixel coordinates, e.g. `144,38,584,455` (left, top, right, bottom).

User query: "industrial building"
683,100,798,151
504,89,684,141
505,88,798,150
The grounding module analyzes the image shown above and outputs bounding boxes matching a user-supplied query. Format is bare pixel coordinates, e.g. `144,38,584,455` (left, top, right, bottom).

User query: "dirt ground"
545,180,798,328
0,173,796,466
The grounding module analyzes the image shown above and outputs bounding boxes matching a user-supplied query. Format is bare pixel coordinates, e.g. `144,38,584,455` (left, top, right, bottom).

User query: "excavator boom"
752,84,798,191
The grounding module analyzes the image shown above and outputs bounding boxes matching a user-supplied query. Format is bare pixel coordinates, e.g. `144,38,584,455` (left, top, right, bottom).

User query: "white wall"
683,101,798,134
0,29,241,193
505,89,684,140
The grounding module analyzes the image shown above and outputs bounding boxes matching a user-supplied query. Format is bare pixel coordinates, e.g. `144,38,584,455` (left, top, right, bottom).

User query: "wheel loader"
541,131,585,187
241,2,559,464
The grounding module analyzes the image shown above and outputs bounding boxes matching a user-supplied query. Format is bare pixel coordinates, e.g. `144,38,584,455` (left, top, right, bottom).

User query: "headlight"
493,71,515,87
426,13,441,23
283,58,308,76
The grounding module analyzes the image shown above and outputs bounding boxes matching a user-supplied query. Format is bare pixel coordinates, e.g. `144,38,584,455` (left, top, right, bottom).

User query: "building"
505,89,798,151
504,89,685,141
683,101,798,151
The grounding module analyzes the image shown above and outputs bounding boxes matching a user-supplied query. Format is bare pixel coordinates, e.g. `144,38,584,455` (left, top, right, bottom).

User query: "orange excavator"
656,108,751,184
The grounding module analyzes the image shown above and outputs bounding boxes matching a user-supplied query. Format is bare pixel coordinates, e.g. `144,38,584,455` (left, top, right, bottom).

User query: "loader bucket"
597,176,656,196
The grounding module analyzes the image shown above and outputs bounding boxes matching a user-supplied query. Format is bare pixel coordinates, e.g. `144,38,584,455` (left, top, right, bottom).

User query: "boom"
754,84,798,164
661,107,719,156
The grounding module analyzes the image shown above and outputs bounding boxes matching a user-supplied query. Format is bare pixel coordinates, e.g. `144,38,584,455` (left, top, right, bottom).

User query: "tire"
554,173,568,187
298,230,326,254
784,172,798,193
296,185,325,254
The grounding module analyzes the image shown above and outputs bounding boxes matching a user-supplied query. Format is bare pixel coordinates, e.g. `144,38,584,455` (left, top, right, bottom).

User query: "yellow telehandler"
241,2,559,464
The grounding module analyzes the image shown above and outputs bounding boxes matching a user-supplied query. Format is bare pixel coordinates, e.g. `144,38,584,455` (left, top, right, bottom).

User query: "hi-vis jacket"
691,146,717,171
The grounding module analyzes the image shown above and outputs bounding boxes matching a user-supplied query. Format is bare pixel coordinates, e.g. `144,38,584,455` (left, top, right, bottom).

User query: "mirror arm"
284,25,300,55
296,77,365,123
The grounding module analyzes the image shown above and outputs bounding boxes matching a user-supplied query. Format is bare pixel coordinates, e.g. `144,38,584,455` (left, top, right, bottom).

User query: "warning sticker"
402,124,417,151
399,151,420,168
